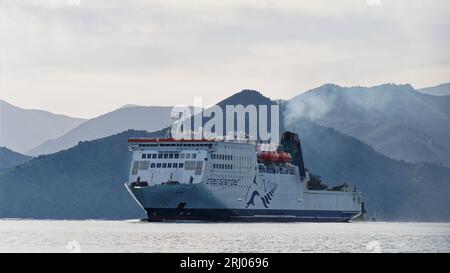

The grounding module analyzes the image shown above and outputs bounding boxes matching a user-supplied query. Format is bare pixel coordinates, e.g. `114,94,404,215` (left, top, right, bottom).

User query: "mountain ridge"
0,99,86,154
418,83,450,96
1,89,450,220
285,83,450,167
27,106,175,156
0,147,32,171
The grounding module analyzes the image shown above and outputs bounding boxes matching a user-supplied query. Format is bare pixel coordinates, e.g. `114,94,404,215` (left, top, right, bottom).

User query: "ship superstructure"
125,132,363,222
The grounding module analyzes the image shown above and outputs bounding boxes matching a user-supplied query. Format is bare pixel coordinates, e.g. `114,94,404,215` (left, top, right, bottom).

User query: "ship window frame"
131,161,139,175
162,163,167,168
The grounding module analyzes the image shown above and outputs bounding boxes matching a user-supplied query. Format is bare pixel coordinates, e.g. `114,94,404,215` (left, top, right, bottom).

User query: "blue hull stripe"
144,208,360,222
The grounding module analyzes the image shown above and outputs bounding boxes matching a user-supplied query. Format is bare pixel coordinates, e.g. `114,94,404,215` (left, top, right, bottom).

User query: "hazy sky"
1,0,449,118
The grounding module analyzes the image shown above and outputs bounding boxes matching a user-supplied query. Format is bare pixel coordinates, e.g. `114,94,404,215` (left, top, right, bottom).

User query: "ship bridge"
127,138,215,186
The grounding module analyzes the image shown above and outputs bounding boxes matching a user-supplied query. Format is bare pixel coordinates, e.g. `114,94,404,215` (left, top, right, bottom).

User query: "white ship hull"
126,184,361,222
125,132,363,222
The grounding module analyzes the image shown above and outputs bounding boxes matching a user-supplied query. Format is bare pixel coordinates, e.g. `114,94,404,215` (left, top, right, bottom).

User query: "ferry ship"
125,132,363,222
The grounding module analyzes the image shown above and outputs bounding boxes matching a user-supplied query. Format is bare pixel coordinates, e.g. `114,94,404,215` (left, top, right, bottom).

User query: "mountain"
28,106,175,156
212,89,279,140
0,99,85,154
286,119,450,221
0,130,165,220
419,83,450,96
28,90,278,156
285,84,450,167
1,90,450,220
217,89,276,106
0,147,32,170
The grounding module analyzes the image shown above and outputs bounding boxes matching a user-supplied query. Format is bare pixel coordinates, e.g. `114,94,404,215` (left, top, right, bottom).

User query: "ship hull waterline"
127,185,361,223
143,208,361,223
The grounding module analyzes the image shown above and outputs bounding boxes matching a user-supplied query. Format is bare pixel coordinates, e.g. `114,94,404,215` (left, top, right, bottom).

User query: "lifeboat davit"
258,151,279,163
278,152,292,163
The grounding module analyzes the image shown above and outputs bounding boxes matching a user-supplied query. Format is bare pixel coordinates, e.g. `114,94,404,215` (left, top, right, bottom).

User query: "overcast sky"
1,0,449,118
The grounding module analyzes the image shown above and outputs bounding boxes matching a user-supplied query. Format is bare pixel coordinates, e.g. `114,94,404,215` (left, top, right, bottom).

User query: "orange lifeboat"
278,152,292,163
258,151,279,163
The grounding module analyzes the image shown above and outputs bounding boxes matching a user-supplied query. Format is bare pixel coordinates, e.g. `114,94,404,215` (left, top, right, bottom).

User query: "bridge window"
131,161,139,175
185,161,196,170
139,161,150,170
175,154,180,159
156,163,161,168
168,163,172,168
258,166,266,173
158,154,163,159
164,154,169,159
152,154,157,159
150,163,156,168
195,161,203,175
141,154,146,159
162,163,167,168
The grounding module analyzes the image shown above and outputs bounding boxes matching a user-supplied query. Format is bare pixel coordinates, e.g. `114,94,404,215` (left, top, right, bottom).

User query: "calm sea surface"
0,220,449,253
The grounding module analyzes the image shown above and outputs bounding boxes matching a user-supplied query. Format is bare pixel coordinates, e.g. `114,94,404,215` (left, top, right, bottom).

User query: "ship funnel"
281,131,306,179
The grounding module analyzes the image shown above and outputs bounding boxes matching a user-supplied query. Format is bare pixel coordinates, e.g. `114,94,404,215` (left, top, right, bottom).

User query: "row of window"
258,166,295,175
137,143,253,150
150,162,185,169
211,154,233,160
213,164,233,170
139,143,212,148
218,144,254,151
141,153,197,160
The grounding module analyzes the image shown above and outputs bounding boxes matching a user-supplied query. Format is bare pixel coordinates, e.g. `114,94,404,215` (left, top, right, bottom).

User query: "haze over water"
0,220,449,253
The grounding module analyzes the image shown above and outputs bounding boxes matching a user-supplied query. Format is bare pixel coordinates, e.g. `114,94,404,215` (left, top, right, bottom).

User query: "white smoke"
284,84,339,128
283,83,415,128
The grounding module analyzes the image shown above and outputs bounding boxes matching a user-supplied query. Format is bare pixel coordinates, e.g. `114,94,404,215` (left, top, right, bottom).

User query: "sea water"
0,220,449,253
